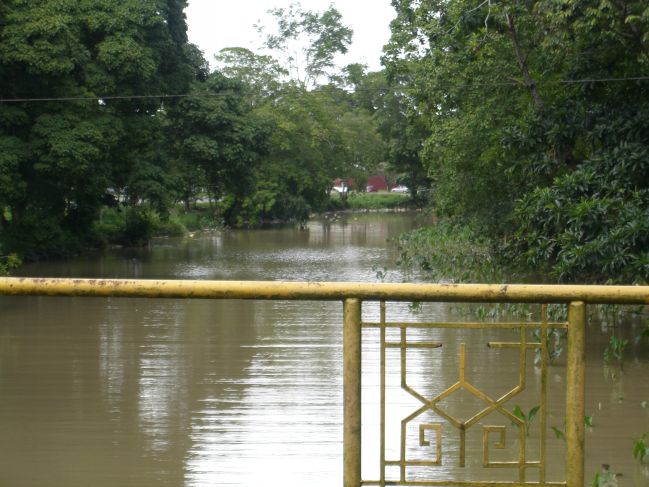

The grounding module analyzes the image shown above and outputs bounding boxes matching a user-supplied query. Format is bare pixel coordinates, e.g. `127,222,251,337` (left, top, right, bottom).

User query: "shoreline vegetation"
1,1,647,287
397,217,649,286
66,191,416,246
1,191,415,275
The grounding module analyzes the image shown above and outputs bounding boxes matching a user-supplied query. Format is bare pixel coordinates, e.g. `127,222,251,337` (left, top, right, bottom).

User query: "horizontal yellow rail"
1,277,638,487
0,277,647,304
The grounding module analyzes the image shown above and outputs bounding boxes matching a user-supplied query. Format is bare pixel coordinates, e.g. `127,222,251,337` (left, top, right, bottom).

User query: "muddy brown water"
0,213,647,487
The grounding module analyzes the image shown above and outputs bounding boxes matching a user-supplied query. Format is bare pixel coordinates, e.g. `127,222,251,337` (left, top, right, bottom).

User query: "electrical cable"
0,76,648,104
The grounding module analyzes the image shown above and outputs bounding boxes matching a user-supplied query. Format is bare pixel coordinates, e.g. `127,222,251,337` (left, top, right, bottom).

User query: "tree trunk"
505,12,545,111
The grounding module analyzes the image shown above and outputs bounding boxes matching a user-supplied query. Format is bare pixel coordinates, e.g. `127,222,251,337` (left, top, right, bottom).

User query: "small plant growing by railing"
512,405,539,436
372,264,388,282
633,433,649,465
591,465,618,487
551,415,594,441
551,426,566,441
604,335,628,365
533,327,566,365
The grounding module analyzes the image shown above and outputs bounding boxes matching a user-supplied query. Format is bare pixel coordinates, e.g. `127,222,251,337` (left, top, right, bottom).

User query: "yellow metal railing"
1,278,648,487
355,300,584,487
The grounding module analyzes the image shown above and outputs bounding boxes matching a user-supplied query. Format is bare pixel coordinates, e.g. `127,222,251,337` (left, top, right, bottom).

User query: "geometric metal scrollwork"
369,302,566,486
482,425,507,467
419,423,442,466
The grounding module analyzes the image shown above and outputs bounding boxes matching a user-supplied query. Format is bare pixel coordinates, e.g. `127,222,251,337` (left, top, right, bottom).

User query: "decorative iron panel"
362,302,569,487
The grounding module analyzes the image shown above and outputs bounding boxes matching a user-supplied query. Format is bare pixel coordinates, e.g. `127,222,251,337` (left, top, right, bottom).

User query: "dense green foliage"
0,1,392,260
6,0,643,285
386,0,649,283
345,68,430,201
345,192,410,210
167,72,271,223
397,221,506,282
0,0,198,257
215,8,391,225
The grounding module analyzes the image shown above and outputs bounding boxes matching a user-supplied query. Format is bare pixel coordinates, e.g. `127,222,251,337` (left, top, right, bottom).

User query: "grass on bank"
328,191,411,211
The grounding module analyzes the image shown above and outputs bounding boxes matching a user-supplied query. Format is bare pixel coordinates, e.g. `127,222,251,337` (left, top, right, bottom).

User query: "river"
0,212,647,487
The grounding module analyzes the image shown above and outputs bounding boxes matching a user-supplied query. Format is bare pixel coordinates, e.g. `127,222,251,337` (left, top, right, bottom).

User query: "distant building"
366,175,390,191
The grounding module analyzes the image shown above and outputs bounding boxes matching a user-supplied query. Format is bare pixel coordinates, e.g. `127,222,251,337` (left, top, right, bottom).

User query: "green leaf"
551,426,566,441
512,405,526,422
528,405,541,424
633,434,649,463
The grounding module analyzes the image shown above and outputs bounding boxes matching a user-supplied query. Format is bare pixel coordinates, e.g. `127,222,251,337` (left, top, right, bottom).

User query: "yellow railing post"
344,298,362,487
2,278,648,486
566,301,586,487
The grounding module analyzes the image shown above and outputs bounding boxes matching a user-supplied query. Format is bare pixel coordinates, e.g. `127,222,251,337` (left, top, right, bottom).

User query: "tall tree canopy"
384,0,649,283
255,2,353,88
0,1,388,258
215,5,386,223
0,0,198,256
167,72,271,224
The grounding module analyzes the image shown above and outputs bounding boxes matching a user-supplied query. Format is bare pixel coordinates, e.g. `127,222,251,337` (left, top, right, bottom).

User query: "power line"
1,76,648,104
0,92,226,104
552,76,649,85
431,76,649,88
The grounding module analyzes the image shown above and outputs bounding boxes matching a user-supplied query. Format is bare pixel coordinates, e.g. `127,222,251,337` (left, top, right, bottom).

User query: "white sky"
184,0,396,72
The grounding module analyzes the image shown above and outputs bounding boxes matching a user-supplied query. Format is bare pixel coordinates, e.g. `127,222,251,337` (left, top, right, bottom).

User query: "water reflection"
186,301,344,486
1,213,647,487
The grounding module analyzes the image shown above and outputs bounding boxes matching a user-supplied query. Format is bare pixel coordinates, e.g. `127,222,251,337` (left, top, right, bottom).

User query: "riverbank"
396,218,649,286
0,192,419,272
99,192,416,244
327,191,413,211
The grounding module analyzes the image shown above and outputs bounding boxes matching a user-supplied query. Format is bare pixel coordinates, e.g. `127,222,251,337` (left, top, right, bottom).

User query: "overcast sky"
185,0,397,72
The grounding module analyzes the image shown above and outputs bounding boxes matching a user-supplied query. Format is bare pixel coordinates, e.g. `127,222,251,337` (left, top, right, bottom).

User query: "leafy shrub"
93,206,165,246
397,220,506,283
173,210,221,232
0,252,21,275
154,217,186,237
510,152,649,283
121,207,157,246
634,433,649,464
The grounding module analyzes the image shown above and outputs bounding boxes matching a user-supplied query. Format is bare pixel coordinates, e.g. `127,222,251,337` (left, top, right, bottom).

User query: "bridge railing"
1,278,648,487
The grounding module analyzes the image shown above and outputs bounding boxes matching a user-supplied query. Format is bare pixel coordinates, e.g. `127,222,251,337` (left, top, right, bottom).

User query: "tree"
384,0,649,282
344,65,428,199
255,2,353,88
248,85,348,220
214,47,288,104
0,0,198,255
167,72,270,224
213,41,385,223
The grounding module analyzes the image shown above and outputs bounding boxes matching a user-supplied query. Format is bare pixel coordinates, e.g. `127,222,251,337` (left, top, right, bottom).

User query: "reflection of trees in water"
187,299,344,485
97,298,261,485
